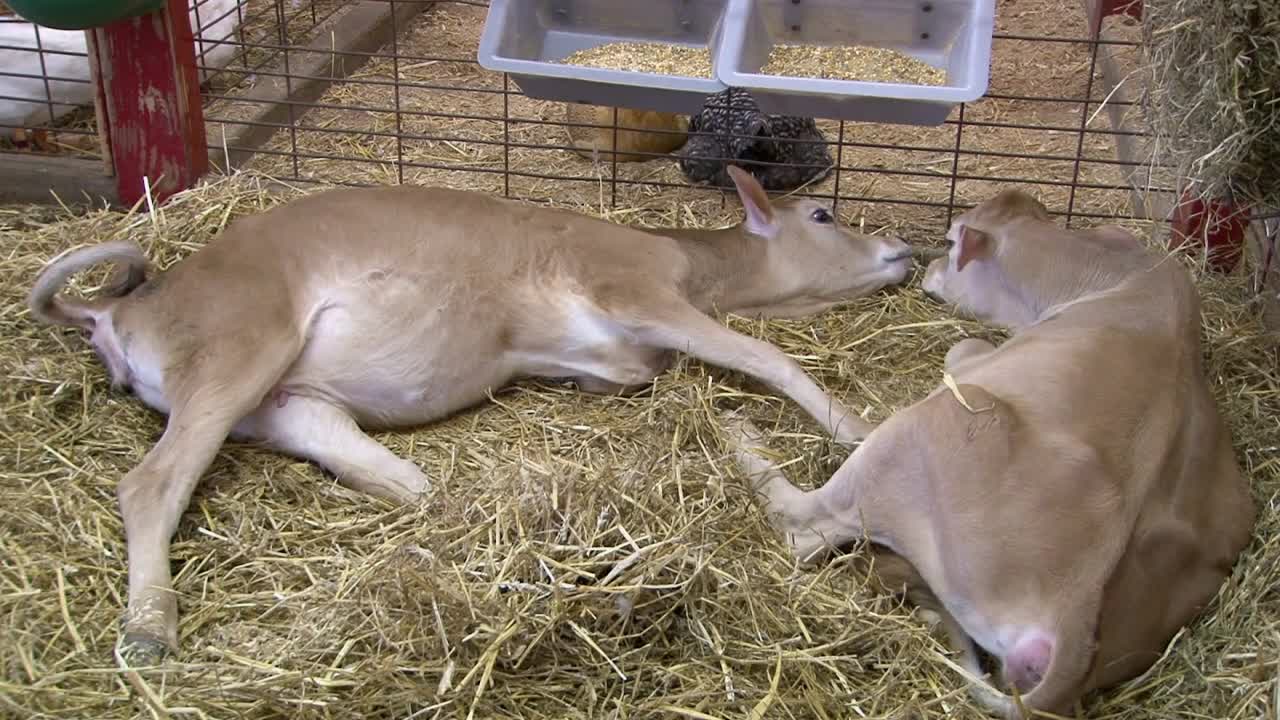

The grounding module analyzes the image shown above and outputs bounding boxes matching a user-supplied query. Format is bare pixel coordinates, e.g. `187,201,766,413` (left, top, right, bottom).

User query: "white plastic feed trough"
477,0,996,125
476,0,731,114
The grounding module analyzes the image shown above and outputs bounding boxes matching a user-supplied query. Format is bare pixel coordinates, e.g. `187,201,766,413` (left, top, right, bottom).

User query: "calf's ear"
957,224,992,272
728,165,779,239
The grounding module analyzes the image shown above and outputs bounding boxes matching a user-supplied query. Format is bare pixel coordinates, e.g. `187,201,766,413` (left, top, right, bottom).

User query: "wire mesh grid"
0,0,343,157
0,9,98,153
198,0,1159,241
190,0,348,91
0,0,1159,241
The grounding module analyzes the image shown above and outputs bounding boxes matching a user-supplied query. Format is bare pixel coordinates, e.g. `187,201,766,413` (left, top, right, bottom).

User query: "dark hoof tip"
119,634,171,666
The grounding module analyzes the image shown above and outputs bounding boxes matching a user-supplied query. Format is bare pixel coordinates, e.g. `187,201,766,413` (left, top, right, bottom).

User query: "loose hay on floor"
0,173,1276,719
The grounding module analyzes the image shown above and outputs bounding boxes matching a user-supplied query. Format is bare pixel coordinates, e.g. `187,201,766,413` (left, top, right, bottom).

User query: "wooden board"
1248,219,1280,333
0,154,120,207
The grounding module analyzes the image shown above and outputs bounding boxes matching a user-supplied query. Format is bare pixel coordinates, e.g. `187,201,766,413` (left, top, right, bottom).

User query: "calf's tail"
28,241,149,330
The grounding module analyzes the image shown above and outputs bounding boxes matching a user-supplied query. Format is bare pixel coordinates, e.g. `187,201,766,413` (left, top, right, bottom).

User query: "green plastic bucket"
5,0,166,30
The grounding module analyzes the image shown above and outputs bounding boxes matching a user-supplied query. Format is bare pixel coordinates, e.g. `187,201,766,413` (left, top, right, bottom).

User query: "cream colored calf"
29,167,913,663
724,190,1256,718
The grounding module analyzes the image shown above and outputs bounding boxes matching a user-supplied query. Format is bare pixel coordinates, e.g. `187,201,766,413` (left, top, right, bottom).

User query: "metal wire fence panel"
200,1,1156,241
3,0,1156,241
0,11,98,154
0,0,341,160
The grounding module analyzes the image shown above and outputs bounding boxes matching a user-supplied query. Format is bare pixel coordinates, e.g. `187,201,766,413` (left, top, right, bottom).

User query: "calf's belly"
307,366,514,429
279,301,515,429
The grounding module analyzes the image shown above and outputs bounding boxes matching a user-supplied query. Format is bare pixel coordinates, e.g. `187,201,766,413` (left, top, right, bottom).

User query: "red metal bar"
90,0,209,206
1169,193,1249,274
1089,0,1143,37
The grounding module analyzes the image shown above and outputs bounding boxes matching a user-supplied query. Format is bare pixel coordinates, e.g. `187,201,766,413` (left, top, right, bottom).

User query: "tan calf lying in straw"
724,190,1256,718
28,166,913,663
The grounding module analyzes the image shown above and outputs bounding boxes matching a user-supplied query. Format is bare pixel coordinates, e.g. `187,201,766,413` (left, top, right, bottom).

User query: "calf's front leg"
719,411,864,562
572,346,674,397
631,299,875,444
573,376,651,396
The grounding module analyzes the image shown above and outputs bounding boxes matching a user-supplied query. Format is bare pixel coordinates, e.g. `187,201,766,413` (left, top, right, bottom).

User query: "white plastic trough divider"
476,0,729,114
715,0,996,125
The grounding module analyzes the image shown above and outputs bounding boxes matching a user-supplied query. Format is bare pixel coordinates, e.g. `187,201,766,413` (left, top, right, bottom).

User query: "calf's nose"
880,241,915,264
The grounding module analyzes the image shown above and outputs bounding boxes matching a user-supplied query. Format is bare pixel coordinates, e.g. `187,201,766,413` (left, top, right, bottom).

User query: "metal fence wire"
3,0,1160,240
0,12,97,152
0,0,342,156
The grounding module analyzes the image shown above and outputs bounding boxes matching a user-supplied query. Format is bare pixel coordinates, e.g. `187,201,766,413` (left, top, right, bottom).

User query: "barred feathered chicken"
676,88,833,192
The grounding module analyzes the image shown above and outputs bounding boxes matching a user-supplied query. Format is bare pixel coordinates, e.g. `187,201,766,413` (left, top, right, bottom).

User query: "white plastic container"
476,0,995,125
477,0,730,114
715,0,996,125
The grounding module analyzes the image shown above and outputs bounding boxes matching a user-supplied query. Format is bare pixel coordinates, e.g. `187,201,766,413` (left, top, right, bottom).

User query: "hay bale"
1142,0,1280,206
0,173,1276,719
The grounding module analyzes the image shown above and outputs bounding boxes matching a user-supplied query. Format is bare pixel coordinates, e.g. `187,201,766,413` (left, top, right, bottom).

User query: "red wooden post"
1168,193,1249,274
90,0,208,207
1089,0,1143,36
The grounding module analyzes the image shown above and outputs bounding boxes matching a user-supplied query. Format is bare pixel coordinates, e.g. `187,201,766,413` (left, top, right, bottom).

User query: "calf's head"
922,189,1141,327
726,165,914,317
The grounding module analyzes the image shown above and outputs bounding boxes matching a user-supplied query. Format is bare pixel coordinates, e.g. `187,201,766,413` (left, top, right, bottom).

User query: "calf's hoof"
118,633,172,666
832,415,876,447
784,526,841,566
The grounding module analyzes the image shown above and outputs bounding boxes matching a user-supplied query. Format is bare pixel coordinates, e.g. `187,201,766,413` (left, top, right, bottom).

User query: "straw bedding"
2,0,1277,717
0,172,1276,720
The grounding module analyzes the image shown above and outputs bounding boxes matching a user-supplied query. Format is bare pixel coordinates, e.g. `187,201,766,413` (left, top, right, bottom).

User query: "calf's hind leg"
720,412,863,562
944,338,996,374
118,333,304,664
234,394,429,503
573,347,674,396
722,412,1004,705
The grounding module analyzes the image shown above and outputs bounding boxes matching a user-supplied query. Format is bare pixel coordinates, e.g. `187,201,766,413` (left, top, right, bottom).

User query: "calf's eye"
810,208,834,224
